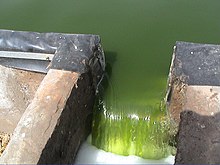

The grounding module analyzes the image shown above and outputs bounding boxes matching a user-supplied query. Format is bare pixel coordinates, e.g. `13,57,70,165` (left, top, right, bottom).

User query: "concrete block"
166,41,220,164
0,30,104,164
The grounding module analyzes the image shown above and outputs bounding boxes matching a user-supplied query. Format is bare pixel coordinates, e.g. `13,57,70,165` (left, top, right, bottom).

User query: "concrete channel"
0,30,105,164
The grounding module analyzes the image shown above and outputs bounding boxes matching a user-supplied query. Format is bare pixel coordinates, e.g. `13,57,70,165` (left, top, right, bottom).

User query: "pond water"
1,0,219,106
0,0,220,161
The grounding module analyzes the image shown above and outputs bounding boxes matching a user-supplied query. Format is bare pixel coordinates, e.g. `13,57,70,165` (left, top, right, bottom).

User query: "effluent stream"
0,0,220,163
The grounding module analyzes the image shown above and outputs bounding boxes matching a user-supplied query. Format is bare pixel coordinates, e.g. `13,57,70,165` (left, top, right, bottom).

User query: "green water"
0,0,220,159
0,0,219,104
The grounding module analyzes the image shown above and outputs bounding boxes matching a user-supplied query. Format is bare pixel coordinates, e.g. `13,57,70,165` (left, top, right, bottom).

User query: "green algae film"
92,74,172,159
92,97,172,159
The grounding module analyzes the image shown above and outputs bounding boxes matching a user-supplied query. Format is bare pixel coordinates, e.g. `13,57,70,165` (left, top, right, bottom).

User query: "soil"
0,132,10,157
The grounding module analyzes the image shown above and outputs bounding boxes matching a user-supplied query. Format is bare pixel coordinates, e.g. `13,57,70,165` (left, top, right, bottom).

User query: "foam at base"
75,135,175,164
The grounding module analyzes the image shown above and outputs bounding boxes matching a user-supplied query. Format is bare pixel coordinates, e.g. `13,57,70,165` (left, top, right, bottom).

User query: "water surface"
0,0,219,106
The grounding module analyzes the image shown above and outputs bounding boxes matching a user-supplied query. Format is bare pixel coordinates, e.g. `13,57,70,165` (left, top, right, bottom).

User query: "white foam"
75,135,175,164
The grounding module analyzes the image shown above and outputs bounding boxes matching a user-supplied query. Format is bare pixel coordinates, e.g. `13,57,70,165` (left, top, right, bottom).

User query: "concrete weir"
0,30,105,164
167,41,220,164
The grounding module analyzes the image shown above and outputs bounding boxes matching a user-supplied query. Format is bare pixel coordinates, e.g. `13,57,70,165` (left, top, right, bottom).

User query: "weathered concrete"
38,71,95,164
167,42,220,164
0,30,104,164
184,86,220,116
168,85,220,123
173,86,220,164
167,41,220,123
0,65,45,133
0,69,95,164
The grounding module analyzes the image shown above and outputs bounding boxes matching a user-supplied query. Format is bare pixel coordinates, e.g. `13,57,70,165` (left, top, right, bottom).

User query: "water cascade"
91,74,173,159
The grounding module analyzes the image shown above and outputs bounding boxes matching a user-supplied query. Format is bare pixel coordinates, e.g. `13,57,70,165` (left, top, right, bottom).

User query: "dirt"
0,132,10,157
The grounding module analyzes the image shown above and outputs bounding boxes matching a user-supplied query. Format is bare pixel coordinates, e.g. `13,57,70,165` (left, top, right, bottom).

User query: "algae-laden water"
0,0,220,160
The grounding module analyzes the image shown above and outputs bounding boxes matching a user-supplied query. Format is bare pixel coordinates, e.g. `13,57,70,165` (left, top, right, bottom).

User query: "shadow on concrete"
175,110,220,164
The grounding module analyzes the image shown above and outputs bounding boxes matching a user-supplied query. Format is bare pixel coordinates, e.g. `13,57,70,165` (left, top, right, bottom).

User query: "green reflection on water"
0,0,220,159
